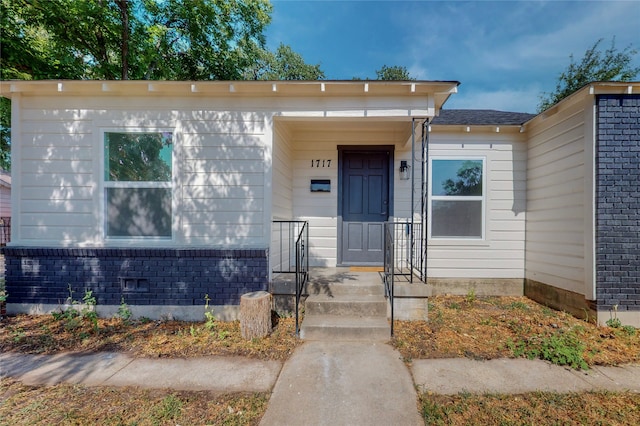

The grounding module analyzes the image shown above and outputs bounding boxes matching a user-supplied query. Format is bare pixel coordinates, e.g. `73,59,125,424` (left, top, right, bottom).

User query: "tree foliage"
375,65,415,81
0,0,324,170
538,38,640,112
442,161,482,196
245,43,325,80
1,0,273,81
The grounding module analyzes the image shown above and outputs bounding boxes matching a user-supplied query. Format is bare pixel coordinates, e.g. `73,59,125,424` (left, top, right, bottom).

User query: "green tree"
0,0,324,169
375,65,415,81
538,37,640,112
245,43,325,80
2,0,273,81
443,161,482,196
0,99,10,171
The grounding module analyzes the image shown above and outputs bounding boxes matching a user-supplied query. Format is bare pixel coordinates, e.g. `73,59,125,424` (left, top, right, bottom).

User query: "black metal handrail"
272,220,309,336
383,222,395,336
294,222,308,336
387,219,424,282
0,217,10,246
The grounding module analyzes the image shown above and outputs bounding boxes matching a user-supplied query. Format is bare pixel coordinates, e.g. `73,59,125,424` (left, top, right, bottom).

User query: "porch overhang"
1,80,458,145
0,80,459,105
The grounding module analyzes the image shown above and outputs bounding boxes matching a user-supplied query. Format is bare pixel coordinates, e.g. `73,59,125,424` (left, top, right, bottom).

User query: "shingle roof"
432,109,536,126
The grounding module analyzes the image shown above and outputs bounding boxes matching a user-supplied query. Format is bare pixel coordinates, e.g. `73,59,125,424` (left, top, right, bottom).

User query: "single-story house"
0,80,638,326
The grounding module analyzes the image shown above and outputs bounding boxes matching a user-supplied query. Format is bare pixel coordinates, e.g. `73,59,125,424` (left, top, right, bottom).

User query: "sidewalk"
0,351,281,392
2,347,639,424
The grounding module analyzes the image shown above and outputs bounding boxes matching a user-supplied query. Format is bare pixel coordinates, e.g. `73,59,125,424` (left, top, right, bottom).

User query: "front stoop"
300,274,390,342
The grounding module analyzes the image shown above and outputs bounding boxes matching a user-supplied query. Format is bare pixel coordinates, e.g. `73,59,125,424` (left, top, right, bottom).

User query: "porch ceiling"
276,118,417,147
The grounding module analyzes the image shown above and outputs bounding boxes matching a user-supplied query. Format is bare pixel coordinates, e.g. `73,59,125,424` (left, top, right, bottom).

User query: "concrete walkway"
259,341,422,426
2,349,639,425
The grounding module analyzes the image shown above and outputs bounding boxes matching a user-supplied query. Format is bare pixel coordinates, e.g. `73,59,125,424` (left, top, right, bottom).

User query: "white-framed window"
429,157,485,239
103,131,173,238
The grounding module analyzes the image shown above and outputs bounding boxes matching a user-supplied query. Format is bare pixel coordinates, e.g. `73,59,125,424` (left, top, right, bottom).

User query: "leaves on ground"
0,378,268,426
392,295,639,367
2,295,640,424
420,391,640,425
0,315,301,361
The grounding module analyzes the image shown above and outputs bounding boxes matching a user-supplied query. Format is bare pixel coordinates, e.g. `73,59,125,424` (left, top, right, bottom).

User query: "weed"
606,305,622,328
449,302,461,310
81,290,99,332
421,398,445,424
12,327,26,343
465,288,476,304
218,330,230,340
203,293,216,331
52,287,99,333
116,296,132,322
479,318,495,326
0,277,7,303
152,394,183,423
508,329,588,370
622,325,636,336
508,301,529,310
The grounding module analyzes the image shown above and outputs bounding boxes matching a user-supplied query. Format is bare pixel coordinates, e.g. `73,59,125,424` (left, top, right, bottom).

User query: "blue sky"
265,0,640,113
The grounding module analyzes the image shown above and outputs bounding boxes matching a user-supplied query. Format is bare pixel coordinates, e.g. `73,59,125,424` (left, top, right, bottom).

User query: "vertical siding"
426,131,527,279
14,96,269,248
525,102,588,294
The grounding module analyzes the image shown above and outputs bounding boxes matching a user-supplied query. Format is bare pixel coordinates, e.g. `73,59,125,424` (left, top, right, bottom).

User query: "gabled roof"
432,109,536,126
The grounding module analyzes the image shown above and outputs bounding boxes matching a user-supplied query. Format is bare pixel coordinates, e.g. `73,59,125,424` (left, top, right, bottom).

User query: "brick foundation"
1,247,268,309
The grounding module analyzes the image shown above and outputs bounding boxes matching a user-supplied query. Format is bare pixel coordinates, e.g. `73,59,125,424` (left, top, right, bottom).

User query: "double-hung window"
430,158,485,239
104,131,173,238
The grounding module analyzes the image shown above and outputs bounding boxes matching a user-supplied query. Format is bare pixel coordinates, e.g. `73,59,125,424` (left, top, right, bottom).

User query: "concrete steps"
300,272,390,342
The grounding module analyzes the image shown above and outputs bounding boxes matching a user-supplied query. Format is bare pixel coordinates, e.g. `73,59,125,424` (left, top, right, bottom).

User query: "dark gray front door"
341,151,390,264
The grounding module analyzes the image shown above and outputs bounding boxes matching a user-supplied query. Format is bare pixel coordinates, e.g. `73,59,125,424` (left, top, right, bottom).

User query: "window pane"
105,132,172,182
432,200,482,238
106,188,172,237
432,159,482,196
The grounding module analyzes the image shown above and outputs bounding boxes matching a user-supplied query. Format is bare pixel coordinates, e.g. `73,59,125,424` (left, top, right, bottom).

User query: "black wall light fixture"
399,160,410,180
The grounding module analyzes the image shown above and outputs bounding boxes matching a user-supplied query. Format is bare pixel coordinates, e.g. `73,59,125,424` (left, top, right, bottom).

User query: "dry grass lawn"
1,295,639,425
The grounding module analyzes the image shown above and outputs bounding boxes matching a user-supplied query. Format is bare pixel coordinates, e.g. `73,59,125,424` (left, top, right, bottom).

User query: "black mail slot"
310,179,331,192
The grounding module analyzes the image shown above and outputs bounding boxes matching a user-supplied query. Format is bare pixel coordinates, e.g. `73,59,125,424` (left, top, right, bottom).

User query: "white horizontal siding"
0,187,10,217
180,118,267,246
14,95,270,248
525,102,588,294
426,132,527,279
291,133,340,266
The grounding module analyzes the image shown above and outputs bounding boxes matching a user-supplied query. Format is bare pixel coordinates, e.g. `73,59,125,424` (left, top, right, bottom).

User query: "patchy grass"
419,391,640,425
0,314,300,361
1,295,640,424
0,378,267,425
392,295,640,367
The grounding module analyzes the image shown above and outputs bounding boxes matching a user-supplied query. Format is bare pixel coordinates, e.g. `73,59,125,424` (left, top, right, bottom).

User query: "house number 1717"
311,159,331,168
